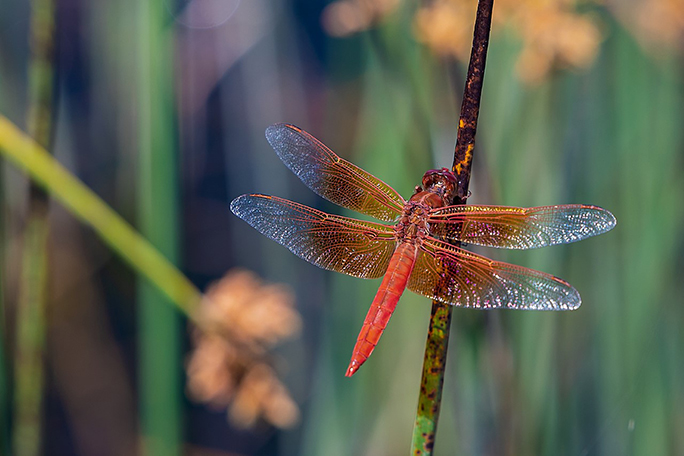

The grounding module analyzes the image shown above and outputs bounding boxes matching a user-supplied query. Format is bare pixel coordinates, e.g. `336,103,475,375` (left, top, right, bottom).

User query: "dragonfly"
230,124,616,377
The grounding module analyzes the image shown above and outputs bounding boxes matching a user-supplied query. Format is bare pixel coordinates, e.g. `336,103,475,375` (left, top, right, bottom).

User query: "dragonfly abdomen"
346,242,418,376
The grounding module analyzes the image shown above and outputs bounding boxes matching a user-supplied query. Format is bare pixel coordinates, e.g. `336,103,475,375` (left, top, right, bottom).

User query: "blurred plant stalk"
12,0,55,454
0,115,203,317
135,1,183,455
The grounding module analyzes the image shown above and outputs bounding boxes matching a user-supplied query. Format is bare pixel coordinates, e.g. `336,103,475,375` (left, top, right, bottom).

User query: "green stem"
13,0,55,453
13,217,48,456
411,304,454,455
411,0,494,453
136,1,182,454
0,116,202,317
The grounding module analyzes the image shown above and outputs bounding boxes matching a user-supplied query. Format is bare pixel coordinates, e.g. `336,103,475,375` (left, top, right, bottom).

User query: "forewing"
266,123,405,222
407,238,580,310
428,204,616,249
230,194,397,279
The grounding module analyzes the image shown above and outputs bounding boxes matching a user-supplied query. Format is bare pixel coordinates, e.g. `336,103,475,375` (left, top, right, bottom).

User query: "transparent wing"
428,204,616,249
230,194,397,279
266,123,405,222
407,237,580,310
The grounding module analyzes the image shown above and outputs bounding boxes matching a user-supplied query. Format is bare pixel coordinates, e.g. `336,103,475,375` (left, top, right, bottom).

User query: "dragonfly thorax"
395,200,431,243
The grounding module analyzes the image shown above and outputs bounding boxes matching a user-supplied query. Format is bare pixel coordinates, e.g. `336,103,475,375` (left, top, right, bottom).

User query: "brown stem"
453,0,494,202
411,1,494,454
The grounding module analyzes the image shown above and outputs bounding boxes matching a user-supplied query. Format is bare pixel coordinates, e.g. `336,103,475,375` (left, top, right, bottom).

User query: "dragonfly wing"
231,194,397,279
266,123,405,222
407,237,580,310
428,204,616,249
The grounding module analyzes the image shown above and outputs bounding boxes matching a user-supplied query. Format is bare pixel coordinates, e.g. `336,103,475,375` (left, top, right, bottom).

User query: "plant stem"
135,1,182,454
0,116,203,318
411,303,453,455
451,0,493,202
13,0,55,453
411,0,494,454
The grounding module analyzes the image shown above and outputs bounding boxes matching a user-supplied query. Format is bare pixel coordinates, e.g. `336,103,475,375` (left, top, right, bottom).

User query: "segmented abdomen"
346,242,418,376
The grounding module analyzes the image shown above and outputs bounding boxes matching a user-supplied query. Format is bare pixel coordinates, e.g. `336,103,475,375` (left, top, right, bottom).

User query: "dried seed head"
198,269,301,348
186,335,237,406
608,0,684,49
186,269,301,429
320,0,604,84
229,363,299,429
414,0,602,84
322,0,401,36
414,0,476,60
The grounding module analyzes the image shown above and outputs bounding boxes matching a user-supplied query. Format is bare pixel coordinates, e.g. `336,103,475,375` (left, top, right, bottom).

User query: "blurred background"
1,0,683,455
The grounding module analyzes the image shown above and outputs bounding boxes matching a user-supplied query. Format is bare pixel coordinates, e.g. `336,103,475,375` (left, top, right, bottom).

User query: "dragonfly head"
422,168,458,205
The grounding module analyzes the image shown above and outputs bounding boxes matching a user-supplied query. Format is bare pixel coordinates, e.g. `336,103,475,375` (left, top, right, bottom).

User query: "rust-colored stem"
452,0,493,203
411,0,494,454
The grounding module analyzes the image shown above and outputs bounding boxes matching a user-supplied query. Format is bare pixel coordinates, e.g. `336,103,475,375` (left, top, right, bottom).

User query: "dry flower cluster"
322,0,400,36
186,269,302,429
322,0,684,80
323,0,604,84
414,0,602,84
499,0,602,84
608,0,684,49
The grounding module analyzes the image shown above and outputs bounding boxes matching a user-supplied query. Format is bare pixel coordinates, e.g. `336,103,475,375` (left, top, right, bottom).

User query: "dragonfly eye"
422,168,458,196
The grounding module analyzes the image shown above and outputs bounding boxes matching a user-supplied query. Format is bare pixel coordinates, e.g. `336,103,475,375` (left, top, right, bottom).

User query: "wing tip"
551,276,582,311
564,294,582,311
584,205,617,233
265,122,301,142
602,209,617,231
590,208,617,240
230,193,272,217
229,194,247,215
554,205,617,242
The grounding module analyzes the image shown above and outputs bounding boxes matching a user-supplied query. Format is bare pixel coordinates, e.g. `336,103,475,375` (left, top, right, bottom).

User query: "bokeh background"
1,0,683,455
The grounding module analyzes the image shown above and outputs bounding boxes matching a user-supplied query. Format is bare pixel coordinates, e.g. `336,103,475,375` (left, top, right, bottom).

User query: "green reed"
135,1,183,455
13,0,55,454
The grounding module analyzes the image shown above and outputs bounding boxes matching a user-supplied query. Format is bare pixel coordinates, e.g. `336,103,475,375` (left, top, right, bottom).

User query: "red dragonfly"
231,124,616,377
